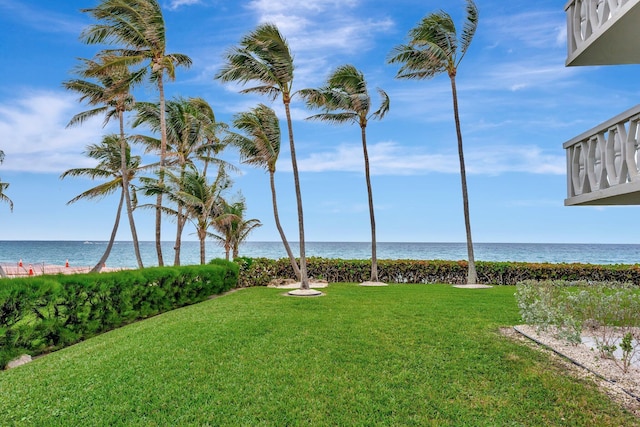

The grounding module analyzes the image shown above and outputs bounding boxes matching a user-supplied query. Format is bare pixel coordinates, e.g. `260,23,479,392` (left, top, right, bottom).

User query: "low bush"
516,280,640,372
236,257,640,287
0,262,238,368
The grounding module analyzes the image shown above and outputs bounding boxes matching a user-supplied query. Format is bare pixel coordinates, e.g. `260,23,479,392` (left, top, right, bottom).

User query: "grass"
0,284,638,426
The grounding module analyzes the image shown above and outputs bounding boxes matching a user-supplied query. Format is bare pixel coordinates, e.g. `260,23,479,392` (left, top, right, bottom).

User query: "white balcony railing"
564,104,640,205
565,0,640,65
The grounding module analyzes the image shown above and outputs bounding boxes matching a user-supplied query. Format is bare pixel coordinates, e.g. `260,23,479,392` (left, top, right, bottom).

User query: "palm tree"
0,150,13,212
215,23,312,291
388,0,479,284
164,165,230,264
225,104,301,280
81,0,193,266
212,197,262,261
299,65,389,284
134,97,230,265
60,135,147,272
64,52,146,268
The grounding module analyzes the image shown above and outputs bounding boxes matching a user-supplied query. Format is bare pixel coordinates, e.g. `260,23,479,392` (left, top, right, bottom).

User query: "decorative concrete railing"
564,105,640,203
565,0,629,58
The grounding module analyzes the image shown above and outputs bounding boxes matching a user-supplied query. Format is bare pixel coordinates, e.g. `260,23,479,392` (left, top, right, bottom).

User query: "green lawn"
0,284,637,426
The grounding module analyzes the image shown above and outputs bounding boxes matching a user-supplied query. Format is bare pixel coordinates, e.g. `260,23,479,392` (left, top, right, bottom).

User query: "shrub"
516,280,640,373
236,258,640,287
0,262,238,368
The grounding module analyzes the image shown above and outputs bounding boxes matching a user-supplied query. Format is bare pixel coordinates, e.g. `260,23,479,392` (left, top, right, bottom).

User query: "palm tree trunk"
361,124,379,282
174,208,185,266
118,110,144,269
283,97,309,289
92,190,125,273
450,74,477,284
125,187,143,268
270,169,301,280
198,229,206,264
173,163,185,266
155,73,167,267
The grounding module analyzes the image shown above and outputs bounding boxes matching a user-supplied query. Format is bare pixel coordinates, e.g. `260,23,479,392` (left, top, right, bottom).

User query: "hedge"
235,257,640,287
0,261,238,368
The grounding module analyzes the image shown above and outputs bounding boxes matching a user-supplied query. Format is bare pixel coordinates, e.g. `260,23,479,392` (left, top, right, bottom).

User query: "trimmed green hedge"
236,257,640,287
0,262,238,368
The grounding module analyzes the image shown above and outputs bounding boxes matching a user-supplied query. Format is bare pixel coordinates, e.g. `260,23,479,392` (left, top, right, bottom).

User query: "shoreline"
2,241,640,269
0,263,127,278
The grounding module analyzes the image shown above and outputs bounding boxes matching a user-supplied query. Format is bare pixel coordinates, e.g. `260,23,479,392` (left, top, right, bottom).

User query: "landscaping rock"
6,354,32,370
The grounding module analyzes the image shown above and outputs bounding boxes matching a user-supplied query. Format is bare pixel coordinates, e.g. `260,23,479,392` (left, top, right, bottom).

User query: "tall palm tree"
300,65,389,284
81,0,193,266
225,104,301,280
215,23,312,290
134,97,230,265
212,197,262,261
388,0,479,284
64,52,146,268
60,135,147,272
0,150,13,212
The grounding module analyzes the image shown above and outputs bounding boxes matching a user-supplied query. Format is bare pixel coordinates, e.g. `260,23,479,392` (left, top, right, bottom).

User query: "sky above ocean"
1,1,640,244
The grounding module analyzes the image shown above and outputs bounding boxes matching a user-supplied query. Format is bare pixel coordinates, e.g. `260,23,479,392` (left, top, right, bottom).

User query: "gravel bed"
504,325,640,416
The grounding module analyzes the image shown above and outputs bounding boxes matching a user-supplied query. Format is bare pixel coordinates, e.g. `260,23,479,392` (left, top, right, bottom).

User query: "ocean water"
1,241,640,268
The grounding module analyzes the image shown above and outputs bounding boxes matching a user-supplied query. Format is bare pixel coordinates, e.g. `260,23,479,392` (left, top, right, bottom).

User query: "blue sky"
1,0,639,244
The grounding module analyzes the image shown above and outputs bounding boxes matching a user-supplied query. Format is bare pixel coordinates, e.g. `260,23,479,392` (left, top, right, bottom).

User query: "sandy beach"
0,262,124,278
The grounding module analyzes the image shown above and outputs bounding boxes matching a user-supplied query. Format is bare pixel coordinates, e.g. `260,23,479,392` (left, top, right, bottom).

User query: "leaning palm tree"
225,104,301,280
60,135,147,272
134,97,230,265
215,23,312,291
211,197,262,261
0,150,13,212
388,0,479,284
64,52,146,268
81,0,193,266
300,65,389,284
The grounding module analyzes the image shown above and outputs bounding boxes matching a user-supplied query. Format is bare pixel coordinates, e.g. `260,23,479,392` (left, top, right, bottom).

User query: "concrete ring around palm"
452,284,493,289
286,288,324,297
359,281,388,286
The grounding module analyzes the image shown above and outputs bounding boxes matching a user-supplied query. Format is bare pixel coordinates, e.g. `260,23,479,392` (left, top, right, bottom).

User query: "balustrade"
564,105,640,204
566,0,628,54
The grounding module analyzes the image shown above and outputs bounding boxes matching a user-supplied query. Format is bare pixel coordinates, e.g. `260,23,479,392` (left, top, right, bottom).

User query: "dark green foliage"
0,262,238,368
237,257,640,287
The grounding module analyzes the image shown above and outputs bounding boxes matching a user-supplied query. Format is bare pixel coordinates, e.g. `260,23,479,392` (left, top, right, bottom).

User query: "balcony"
565,0,640,66
564,104,640,205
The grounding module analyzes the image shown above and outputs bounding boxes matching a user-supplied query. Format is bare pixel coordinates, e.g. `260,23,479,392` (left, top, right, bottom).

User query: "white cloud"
247,0,359,15
166,0,202,10
289,141,565,176
246,0,393,57
0,91,110,173
485,10,566,50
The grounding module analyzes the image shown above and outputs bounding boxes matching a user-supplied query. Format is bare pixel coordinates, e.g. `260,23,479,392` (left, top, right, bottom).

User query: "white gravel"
510,324,640,415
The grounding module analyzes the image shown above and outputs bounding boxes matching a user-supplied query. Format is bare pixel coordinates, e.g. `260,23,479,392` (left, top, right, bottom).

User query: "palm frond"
0,181,13,212
306,112,357,125
371,88,390,121
66,179,121,205
459,0,479,63
388,44,448,79
215,23,294,97
66,107,109,128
